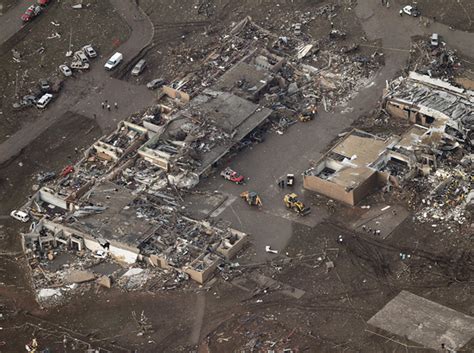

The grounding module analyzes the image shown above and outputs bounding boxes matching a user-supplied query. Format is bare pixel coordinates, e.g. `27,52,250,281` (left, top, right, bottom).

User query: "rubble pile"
114,158,166,193
409,37,462,80
413,167,472,226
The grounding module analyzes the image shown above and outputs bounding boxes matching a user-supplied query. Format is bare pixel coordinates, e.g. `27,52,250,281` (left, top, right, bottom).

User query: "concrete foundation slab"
368,290,474,350
352,204,409,239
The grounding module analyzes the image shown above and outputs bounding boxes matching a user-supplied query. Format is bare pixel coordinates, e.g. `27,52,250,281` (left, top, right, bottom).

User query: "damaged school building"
303,72,473,206
19,49,281,289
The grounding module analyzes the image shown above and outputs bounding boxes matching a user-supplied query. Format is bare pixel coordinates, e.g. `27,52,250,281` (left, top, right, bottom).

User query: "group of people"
101,100,118,111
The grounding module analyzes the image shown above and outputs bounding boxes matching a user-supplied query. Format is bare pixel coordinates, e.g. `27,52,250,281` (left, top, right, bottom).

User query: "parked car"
131,59,146,76
36,93,53,109
146,78,165,90
93,250,108,259
39,79,50,92
430,33,439,47
82,45,97,58
403,5,420,17
104,52,123,70
74,50,89,64
10,210,30,223
21,4,41,22
220,167,245,184
59,64,72,77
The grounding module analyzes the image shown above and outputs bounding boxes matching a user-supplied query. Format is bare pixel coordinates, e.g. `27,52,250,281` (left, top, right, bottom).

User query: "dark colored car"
146,78,166,90
39,79,51,93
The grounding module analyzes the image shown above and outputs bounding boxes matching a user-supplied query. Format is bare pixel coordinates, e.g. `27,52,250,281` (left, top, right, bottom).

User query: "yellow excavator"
283,193,311,216
240,191,263,207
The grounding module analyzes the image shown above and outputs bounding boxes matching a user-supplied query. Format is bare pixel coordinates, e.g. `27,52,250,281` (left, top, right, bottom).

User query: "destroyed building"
18,55,281,292
23,180,248,284
303,126,435,206
384,72,474,147
139,88,273,182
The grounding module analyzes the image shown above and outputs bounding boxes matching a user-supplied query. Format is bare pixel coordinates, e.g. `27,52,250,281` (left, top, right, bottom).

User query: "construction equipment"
283,193,310,216
240,191,262,207
299,105,317,122
286,174,295,187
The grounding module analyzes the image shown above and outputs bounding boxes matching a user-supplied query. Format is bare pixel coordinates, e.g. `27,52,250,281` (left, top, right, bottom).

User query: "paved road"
0,0,155,164
201,0,474,262
0,0,31,46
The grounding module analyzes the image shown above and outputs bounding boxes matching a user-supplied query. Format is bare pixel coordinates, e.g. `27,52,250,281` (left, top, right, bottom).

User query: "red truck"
21,4,41,22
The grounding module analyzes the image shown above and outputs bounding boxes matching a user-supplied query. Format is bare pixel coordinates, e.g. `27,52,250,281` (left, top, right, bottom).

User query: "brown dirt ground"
0,0,16,14
0,0,130,144
203,211,473,352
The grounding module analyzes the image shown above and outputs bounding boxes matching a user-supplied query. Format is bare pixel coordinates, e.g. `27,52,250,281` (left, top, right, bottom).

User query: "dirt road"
0,0,155,164
0,0,30,45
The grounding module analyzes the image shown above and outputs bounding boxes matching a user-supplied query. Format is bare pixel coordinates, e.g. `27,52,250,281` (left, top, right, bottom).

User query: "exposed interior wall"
351,170,380,205
217,229,247,259
304,175,355,205
184,257,219,284
38,188,68,210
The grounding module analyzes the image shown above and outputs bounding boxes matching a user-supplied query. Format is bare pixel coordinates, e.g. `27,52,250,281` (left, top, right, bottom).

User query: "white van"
10,210,30,223
104,52,123,70
36,93,53,109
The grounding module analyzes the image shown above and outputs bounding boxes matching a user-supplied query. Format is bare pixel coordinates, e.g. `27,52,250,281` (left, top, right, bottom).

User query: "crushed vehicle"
70,61,89,70
21,4,41,22
74,50,89,64
403,5,421,17
283,193,311,216
221,167,245,184
60,165,74,177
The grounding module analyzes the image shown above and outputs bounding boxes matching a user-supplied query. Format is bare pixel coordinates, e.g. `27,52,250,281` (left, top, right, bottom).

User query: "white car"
93,250,108,259
74,50,89,64
82,45,97,58
59,64,72,77
10,210,30,223
403,5,420,17
36,93,53,109
131,59,146,76
104,52,123,70
430,33,439,47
